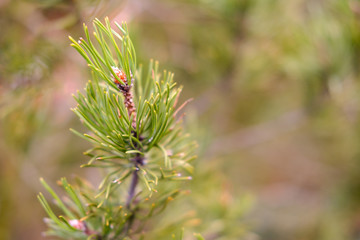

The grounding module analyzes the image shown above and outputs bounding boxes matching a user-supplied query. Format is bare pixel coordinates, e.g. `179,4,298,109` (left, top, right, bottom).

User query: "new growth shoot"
38,17,197,240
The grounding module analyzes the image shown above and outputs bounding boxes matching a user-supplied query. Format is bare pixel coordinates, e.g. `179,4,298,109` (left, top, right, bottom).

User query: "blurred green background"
2,0,360,239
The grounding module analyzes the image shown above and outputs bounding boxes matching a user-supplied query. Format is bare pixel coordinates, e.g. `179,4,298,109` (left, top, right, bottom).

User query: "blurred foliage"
2,0,360,239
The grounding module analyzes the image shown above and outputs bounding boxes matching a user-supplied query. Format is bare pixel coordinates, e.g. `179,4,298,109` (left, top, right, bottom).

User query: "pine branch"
38,17,198,240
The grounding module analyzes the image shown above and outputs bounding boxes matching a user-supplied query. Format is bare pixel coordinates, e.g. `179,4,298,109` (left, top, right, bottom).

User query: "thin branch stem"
126,167,139,208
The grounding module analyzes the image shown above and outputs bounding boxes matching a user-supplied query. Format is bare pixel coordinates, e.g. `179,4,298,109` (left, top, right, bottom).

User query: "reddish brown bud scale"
112,67,127,84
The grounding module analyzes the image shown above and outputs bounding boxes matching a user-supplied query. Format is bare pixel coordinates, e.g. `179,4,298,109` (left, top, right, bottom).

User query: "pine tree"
38,17,198,240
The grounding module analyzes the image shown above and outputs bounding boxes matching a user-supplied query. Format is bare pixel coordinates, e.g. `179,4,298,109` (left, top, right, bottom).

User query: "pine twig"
39,18,197,240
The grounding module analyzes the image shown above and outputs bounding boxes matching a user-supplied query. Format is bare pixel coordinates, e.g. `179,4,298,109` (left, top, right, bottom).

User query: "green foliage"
38,18,197,239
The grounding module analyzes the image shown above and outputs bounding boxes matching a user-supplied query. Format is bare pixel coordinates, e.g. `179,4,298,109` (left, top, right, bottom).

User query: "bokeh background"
2,0,360,239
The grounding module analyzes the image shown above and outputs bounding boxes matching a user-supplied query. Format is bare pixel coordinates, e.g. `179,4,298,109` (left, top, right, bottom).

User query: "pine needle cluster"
38,17,198,240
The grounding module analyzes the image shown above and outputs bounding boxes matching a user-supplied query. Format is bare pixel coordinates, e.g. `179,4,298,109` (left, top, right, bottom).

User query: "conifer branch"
38,17,198,239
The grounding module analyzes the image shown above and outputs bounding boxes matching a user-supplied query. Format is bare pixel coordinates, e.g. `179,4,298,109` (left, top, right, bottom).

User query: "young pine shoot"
38,17,197,240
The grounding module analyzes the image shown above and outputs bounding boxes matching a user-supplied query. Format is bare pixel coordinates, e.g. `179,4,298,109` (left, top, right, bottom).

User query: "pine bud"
111,66,127,84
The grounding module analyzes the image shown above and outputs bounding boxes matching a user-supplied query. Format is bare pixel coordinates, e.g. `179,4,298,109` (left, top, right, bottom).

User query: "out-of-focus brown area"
1,0,360,239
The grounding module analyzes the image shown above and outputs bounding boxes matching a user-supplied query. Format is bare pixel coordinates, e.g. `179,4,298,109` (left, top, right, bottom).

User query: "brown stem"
115,76,144,238
126,168,139,208
116,82,144,208
123,90,136,123
116,80,137,128
126,155,144,208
